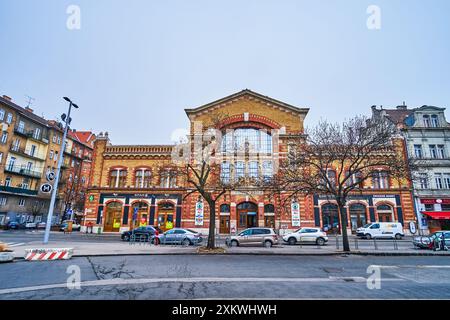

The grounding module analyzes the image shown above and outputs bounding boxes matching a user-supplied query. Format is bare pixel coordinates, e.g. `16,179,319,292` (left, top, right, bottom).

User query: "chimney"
25,107,34,113
2,95,12,101
396,102,407,110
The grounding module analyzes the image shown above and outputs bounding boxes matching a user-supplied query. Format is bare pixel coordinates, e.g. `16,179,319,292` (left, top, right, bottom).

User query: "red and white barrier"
25,248,73,261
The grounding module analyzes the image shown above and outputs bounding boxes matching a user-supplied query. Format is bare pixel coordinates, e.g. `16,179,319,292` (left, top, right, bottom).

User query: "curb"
11,250,450,260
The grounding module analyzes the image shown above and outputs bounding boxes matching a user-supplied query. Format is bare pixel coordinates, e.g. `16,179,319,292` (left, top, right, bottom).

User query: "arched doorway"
349,203,367,232
104,201,123,232
377,204,394,222
131,201,149,229
157,201,175,231
237,202,258,229
322,203,339,234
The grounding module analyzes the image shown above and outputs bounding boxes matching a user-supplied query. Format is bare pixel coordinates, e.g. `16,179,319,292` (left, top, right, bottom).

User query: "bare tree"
172,112,240,249
272,116,412,252
28,200,44,222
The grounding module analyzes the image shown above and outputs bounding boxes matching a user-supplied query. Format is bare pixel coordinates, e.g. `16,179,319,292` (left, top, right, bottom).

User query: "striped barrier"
24,248,73,261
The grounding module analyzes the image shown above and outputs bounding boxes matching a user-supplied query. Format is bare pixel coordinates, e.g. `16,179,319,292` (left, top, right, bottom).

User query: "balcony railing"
13,127,48,144
9,145,46,161
4,164,43,178
0,185,38,196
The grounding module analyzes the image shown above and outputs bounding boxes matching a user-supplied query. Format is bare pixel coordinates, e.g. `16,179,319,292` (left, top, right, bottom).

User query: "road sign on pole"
46,171,56,182
40,183,53,193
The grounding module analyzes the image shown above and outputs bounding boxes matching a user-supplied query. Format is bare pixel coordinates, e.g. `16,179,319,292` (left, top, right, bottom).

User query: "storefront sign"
195,201,204,226
291,202,301,227
420,198,450,205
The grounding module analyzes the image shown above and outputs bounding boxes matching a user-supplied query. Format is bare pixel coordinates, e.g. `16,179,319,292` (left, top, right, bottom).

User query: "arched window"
372,170,389,189
135,169,151,188
264,204,275,213
109,168,127,188
219,127,273,182
431,115,439,127
220,204,230,213
160,170,177,188
377,204,394,222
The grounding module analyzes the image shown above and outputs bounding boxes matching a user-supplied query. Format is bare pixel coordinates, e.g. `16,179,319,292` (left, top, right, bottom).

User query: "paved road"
1,255,449,299
0,230,417,251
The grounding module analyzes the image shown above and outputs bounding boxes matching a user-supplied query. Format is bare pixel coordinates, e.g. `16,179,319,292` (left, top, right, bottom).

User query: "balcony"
9,145,46,161
0,185,38,196
13,127,48,144
4,165,42,179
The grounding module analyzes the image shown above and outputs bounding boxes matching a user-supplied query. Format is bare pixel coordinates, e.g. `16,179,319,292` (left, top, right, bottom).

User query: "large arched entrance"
321,203,339,234
104,201,123,232
237,202,258,229
349,203,367,233
157,201,175,231
130,201,149,229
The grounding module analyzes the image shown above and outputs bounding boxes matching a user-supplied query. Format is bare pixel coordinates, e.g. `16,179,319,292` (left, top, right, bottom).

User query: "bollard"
393,238,398,250
336,235,340,250
354,238,359,250
373,238,378,250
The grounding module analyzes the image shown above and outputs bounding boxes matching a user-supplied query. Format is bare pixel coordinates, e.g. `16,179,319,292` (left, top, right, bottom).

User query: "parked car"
356,222,404,240
121,226,161,242
37,222,46,229
24,222,37,229
59,220,81,232
154,228,203,246
283,227,328,246
226,228,279,248
4,221,20,230
413,231,450,249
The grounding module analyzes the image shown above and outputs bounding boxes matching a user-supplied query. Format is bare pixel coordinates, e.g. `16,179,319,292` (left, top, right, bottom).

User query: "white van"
356,222,404,240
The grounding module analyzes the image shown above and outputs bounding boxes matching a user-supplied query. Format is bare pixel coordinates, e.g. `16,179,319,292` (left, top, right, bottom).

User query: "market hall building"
82,90,417,235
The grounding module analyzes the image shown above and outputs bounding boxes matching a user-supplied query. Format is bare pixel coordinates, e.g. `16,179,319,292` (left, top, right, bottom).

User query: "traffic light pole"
43,100,74,244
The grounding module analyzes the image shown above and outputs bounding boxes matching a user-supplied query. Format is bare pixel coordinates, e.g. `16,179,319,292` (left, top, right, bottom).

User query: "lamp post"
43,97,79,244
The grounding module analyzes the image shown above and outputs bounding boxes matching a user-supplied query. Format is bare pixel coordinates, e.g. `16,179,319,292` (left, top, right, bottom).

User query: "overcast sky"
1,0,449,145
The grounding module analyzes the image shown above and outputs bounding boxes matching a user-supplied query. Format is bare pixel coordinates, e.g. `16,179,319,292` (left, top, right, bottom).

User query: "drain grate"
323,267,344,273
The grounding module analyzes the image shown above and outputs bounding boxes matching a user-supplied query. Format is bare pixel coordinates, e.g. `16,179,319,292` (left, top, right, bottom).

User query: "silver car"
154,228,203,246
226,228,279,248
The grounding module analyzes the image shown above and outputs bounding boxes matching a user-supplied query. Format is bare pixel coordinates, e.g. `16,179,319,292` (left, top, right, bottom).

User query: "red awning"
422,211,450,220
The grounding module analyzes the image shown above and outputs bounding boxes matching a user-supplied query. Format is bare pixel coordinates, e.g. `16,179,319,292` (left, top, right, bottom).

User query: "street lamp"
43,97,79,244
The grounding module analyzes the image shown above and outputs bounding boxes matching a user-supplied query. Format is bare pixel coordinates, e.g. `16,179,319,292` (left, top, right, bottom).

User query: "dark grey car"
154,228,203,246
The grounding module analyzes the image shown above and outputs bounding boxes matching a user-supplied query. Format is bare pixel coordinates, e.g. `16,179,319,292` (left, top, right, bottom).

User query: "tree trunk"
207,200,216,249
338,203,350,252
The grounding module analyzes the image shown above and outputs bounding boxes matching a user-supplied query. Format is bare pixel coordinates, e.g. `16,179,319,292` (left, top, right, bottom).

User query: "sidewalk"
6,240,450,259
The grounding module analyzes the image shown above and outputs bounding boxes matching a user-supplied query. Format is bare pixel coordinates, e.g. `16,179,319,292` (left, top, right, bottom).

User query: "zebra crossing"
4,242,25,248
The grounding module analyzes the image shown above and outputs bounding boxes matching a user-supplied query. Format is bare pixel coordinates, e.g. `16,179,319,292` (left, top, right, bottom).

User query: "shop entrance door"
104,202,123,232
157,202,175,231
237,202,258,229
219,216,230,234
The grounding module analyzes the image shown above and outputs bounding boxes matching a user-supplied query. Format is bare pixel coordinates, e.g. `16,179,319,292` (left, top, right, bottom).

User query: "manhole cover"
323,267,344,273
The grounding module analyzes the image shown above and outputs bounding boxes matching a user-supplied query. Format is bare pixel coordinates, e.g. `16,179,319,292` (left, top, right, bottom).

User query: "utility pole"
43,97,79,244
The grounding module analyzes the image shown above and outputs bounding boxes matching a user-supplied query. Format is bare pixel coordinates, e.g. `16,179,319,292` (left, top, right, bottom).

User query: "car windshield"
363,224,372,228
185,229,198,234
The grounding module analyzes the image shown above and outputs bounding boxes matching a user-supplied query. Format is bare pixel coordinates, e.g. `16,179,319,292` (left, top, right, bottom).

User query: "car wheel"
182,238,191,246
288,237,297,245
264,240,273,248
316,237,325,246
365,233,372,240
395,233,402,240
230,240,239,247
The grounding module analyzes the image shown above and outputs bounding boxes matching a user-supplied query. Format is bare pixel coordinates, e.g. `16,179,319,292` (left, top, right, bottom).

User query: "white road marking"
0,276,405,295
371,265,450,269
7,242,25,247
